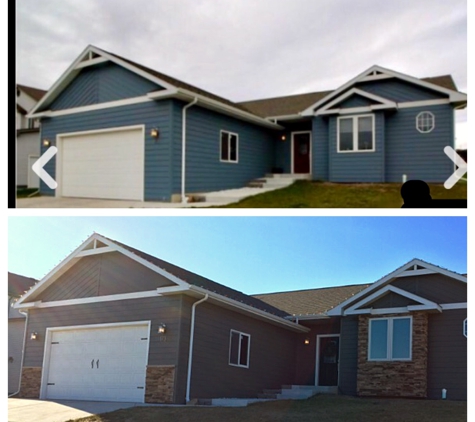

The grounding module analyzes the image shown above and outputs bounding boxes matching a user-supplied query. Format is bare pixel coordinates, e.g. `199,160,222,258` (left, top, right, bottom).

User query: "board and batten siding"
329,112,385,182
40,100,175,201
49,62,163,111
385,104,454,182
427,309,467,400
338,316,359,396
170,102,277,195
180,297,297,400
34,252,175,302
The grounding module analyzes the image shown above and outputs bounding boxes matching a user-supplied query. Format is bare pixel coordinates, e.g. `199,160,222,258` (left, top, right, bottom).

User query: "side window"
220,131,239,163
229,330,250,368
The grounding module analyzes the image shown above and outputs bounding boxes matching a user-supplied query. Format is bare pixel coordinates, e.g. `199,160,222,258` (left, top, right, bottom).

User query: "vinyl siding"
180,298,297,400
369,292,418,308
312,116,329,180
23,296,182,368
50,63,162,110
8,319,26,393
33,252,175,302
16,131,40,186
39,100,174,201
427,309,467,400
338,316,359,395
338,95,378,109
385,104,454,182
329,112,385,182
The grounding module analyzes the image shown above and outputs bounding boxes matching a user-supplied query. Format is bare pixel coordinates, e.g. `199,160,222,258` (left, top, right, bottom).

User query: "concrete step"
265,173,312,180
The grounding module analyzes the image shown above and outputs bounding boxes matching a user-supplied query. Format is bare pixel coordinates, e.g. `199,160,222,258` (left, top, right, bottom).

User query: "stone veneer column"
18,367,42,398
357,312,428,398
145,365,175,403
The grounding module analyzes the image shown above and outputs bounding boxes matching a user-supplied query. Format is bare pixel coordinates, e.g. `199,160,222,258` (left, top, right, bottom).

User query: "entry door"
292,132,311,174
317,335,339,386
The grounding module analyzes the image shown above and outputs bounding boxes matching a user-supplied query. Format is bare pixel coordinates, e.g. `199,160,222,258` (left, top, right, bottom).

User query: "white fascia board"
74,56,109,69
317,103,396,116
75,246,116,257
440,302,467,310
267,114,305,122
327,258,466,316
318,88,396,113
176,88,283,130
188,285,309,333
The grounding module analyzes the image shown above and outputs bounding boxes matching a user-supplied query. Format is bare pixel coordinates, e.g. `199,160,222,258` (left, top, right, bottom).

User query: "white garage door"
60,127,144,200
43,323,149,402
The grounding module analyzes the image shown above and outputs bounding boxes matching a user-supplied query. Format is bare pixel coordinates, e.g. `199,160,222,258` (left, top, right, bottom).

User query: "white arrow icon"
443,146,467,189
32,146,58,189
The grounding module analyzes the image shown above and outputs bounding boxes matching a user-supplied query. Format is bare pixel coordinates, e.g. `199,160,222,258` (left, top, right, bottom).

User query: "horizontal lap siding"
24,297,182,368
355,80,446,102
171,103,276,194
184,298,297,400
39,101,174,201
329,113,385,182
339,96,376,108
339,316,358,395
427,310,467,400
385,105,454,182
312,117,329,180
50,63,162,110
275,121,312,174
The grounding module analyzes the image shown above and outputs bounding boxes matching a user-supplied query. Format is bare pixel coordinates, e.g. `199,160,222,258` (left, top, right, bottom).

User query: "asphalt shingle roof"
8,272,37,298
17,84,47,102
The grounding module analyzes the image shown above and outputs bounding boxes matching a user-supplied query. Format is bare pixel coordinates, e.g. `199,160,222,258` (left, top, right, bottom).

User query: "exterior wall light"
281,135,286,141
42,139,51,147
30,332,38,340
151,128,160,139
304,338,310,345
158,323,166,334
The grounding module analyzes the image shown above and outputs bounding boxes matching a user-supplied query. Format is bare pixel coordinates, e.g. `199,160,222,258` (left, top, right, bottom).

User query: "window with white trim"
229,330,250,368
220,131,238,163
368,316,412,361
416,111,435,133
338,115,375,152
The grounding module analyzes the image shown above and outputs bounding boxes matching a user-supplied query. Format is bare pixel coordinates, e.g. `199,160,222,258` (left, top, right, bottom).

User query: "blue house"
28,45,467,202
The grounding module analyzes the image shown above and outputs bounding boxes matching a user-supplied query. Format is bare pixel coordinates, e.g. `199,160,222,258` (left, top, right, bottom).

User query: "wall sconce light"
30,332,38,340
42,139,51,147
158,323,166,334
281,135,286,142
150,128,160,139
304,338,310,345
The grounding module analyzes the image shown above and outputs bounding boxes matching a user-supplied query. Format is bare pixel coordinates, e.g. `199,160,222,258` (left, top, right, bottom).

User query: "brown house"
13,233,467,403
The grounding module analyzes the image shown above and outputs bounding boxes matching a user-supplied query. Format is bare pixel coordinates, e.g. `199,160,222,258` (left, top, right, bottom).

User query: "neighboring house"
27,45,466,202
8,272,37,394
16,84,47,188
14,233,467,403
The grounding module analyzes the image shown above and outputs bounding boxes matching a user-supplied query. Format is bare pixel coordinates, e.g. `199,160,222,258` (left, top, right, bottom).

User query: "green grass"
218,181,467,208
69,395,466,422
16,188,40,198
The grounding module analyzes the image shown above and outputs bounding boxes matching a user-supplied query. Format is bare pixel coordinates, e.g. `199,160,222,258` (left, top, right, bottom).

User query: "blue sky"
8,217,466,294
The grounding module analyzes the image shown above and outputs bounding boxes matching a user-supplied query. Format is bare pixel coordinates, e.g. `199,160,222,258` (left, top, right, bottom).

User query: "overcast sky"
16,0,467,147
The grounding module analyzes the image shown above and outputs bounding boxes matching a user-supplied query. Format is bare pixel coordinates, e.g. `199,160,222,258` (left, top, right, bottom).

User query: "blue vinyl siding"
355,79,448,103
50,63,163,110
39,100,174,201
329,113,385,182
312,117,329,180
338,95,378,109
385,104,454,182
170,102,276,194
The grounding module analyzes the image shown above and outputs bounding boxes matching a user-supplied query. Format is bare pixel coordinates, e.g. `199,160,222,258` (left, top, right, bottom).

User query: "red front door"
293,132,311,174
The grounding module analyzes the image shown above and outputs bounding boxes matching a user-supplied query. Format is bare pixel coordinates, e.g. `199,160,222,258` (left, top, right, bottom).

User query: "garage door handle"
96,359,99,369
91,359,94,368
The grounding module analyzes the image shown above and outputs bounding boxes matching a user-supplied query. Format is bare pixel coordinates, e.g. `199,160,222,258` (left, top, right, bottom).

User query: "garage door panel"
44,324,149,402
60,128,144,201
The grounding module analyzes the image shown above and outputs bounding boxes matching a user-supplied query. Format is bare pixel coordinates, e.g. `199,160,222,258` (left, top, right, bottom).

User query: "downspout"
181,97,199,204
8,309,29,397
185,293,209,403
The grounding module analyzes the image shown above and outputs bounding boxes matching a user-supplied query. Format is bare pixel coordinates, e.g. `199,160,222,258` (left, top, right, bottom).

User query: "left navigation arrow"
32,146,58,189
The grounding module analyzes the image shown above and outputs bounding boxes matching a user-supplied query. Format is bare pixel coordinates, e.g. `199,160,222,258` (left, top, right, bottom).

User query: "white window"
220,131,239,163
368,316,412,361
229,330,250,368
337,115,375,152
416,111,435,133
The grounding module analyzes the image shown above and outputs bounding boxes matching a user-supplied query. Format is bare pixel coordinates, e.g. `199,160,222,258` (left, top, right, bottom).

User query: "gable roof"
253,283,370,317
8,272,37,298
17,84,47,102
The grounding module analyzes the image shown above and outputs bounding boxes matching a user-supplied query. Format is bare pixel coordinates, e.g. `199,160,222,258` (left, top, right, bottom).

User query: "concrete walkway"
8,398,137,422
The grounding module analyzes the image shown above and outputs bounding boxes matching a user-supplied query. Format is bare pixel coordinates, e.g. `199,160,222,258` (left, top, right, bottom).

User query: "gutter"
8,309,29,397
181,97,198,204
185,293,209,403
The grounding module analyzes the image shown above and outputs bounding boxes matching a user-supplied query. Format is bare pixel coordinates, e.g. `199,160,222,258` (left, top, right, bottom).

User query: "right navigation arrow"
32,146,58,189
443,146,467,189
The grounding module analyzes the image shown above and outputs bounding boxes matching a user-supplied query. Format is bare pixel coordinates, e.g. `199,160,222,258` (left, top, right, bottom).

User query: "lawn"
70,395,466,422
219,180,467,208
16,187,40,198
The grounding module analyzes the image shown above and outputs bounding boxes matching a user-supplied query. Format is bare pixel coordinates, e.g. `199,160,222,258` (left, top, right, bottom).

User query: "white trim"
220,130,239,163
40,321,151,402
315,334,340,387
368,316,412,361
229,329,251,369
337,114,375,153
398,99,451,109
396,268,436,277
317,104,395,116
182,98,198,203
55,125,145,201
440,302,467,310
74,56,109,69
416,111,435,134
360,73,394,82
291,131,312,175
327,259,467,316
76,246,116,257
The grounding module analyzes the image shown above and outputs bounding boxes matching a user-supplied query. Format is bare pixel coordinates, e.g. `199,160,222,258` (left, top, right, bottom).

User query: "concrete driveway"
8,398,137,422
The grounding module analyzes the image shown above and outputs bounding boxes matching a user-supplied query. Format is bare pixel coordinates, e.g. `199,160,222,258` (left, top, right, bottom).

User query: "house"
16,84,47,188
27,45,466,202
13,233,467,403
8,272,38,394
